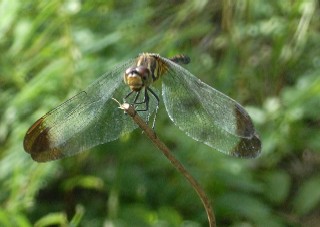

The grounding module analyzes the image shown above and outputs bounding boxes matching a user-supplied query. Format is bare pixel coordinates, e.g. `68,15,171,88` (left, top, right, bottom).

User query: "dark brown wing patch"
231,133,261,158
24,116,64,162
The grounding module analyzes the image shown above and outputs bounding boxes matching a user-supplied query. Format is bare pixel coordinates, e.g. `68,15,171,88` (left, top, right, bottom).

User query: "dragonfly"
24,53,261,162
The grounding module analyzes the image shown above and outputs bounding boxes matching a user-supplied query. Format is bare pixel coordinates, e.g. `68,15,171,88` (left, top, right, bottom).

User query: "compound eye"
135,66,150,80
125,67,136,75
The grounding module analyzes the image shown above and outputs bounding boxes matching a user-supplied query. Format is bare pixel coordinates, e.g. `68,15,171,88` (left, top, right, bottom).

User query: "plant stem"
119,102,216,227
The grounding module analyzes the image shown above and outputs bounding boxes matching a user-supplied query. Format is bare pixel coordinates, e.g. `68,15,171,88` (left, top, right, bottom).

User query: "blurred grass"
1,0,320,226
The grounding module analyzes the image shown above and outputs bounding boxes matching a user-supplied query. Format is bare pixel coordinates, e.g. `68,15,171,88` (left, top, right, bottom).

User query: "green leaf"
34,212,68,227
293,175,320,215
262,170,291,204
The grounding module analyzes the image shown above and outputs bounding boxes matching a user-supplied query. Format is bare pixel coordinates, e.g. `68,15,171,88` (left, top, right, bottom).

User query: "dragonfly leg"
124,87,158,130
147,87,159,130
124,90,135,103
135,89,152,123
133,91,148,105
124,90,144,109
135,89,149,111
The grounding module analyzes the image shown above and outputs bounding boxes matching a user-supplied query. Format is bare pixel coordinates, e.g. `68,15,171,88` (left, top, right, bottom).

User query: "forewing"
161,58,261,157
24,59,157,162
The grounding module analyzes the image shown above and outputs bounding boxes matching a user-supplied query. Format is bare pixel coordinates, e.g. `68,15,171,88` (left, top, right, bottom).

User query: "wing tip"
231,132,262,158
24,119,63,162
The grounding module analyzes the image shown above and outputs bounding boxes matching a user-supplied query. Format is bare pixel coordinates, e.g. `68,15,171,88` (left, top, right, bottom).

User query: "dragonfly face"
124,66,152,91
24,53,261,162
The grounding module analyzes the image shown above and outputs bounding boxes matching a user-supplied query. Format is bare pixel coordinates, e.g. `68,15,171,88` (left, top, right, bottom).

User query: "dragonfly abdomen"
169,54,190,65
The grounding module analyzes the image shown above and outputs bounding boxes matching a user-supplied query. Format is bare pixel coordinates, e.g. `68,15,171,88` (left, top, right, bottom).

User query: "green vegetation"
1,0,320,226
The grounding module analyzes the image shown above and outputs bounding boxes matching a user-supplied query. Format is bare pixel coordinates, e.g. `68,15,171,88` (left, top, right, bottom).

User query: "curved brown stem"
117,102,216,227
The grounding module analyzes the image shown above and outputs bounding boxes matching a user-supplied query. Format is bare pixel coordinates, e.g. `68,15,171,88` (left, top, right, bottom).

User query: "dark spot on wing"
231,133,261,158
24,117,47,153
24,117,64,162
29,127,51,154
234,103,254,137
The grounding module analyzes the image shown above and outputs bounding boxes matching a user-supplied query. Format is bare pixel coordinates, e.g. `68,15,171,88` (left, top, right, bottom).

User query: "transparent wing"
161,58,261,158
24,59,157,162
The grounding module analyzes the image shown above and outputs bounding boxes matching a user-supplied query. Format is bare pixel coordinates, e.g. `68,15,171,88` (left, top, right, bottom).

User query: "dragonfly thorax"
124,66,153,91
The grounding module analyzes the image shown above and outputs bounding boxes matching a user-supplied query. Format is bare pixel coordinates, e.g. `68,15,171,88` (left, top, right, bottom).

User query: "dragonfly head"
124,66,152,91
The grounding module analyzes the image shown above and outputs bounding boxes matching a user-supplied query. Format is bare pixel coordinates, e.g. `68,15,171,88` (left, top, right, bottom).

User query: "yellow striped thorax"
123,53,190,92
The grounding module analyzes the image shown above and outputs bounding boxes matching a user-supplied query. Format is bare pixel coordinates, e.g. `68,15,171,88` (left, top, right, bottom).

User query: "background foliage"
1,0,320,226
